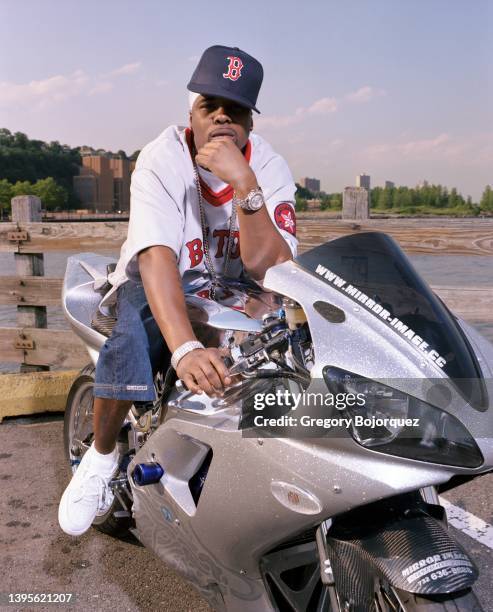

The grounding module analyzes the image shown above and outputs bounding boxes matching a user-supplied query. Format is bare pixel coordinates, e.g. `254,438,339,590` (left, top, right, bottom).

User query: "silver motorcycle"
62,232,492,611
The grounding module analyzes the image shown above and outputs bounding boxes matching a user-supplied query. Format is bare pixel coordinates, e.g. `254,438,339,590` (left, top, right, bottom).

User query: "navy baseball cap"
187,45,263,114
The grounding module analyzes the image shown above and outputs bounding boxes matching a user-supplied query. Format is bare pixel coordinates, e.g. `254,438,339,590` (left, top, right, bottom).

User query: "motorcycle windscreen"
295,232,487,410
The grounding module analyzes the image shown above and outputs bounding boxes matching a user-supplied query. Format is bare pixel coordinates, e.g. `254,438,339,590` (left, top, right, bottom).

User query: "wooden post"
11,195,49,372
342,187,369,220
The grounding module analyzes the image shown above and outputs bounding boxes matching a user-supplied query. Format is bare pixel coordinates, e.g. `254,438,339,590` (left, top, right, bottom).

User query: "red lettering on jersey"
213,229,229,258
186,238,203,267
274,203,296,236
223,56,244,81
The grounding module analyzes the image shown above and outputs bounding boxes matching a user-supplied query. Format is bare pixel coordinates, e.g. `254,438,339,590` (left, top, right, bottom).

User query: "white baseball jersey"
102,125,297,306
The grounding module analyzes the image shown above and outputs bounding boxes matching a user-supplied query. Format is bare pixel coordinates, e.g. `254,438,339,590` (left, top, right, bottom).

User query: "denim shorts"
94,280,171,402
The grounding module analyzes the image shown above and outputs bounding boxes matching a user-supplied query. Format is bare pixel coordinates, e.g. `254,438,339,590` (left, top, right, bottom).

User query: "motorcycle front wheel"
261,539,484,611
62,364,133,538
386,586,483,611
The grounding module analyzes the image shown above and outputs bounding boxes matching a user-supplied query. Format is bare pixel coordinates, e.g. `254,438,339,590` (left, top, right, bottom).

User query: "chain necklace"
191,158,237,301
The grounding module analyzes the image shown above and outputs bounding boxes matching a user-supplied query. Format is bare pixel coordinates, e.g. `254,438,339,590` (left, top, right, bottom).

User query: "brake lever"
227,359,251,376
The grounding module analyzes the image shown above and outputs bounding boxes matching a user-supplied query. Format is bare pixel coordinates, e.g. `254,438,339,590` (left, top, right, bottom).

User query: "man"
58,45,298,536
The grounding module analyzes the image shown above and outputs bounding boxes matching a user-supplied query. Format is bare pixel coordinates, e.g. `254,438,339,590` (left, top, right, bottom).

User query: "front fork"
314,487,453,611
419,485,440,506
315,519,341,610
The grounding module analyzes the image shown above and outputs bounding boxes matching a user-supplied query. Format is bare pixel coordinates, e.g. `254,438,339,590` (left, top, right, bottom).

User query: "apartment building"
74,155,136,211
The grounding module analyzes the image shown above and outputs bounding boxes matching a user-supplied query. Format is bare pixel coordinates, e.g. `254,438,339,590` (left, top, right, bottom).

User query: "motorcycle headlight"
323,366,483,468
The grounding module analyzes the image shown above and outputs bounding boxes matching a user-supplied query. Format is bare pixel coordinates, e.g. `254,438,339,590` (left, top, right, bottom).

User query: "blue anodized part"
133,462,165,486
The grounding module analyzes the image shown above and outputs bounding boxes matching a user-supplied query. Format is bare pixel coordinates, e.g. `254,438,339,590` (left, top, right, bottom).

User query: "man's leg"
59,280,168,536
58,398,137,535
93,397,133,454
58,394,123,536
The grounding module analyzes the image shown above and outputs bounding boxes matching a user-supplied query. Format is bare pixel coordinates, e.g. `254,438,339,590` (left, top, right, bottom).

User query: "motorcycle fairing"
62,253,273,362
263,254,493,470
294,232,487,410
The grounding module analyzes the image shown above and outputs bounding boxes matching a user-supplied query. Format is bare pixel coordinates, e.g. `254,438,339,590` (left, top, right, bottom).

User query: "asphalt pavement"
0,415,211,612
1,414,491,611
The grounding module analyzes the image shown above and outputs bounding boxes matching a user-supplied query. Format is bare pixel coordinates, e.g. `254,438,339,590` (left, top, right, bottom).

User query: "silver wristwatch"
233,186,265,211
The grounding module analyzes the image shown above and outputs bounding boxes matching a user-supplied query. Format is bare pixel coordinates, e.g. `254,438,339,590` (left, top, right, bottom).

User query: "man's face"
189,95,253,151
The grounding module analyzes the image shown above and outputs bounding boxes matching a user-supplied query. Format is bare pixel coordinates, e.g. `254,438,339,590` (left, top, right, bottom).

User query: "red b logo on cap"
223,56,243,81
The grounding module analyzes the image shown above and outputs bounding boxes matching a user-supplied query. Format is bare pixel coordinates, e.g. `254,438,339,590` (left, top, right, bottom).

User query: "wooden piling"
11,195,49,372
342,187,369,220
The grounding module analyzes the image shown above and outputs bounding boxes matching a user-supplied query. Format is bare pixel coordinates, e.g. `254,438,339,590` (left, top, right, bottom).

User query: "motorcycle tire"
322,581,484,611
389,587,484,611
63,363,133,538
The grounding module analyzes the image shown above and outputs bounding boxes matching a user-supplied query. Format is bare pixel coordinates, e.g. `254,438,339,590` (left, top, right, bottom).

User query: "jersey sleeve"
257,154,298,258
124,167,185,282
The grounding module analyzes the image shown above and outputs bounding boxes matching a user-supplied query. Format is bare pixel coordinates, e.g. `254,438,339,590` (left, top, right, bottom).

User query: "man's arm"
195,139,293,280
138,245,231,396
234,178,293,280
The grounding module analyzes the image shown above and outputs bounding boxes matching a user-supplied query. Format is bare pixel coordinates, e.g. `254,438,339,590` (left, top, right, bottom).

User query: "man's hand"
195,137,257,196
176,347,232,396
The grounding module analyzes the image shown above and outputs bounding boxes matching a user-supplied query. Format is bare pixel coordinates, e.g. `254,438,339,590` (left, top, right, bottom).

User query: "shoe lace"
72,471,112,510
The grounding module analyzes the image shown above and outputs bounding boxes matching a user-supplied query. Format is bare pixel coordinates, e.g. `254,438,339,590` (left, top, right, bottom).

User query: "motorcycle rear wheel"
63,364,133,538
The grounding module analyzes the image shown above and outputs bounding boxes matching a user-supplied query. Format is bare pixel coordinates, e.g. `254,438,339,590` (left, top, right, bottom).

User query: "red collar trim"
185,127,252,207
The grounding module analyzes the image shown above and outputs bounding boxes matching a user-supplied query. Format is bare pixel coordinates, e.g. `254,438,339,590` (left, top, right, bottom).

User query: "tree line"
295,183,493,215
0,128,140,212
0,128,81,208
1,128,491,215
0,177,68,213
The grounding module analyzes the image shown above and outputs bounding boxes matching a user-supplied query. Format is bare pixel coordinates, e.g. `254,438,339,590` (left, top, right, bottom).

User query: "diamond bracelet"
171,340,205,370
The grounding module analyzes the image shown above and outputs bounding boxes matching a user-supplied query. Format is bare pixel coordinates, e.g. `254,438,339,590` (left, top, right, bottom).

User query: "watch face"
248,192,264,210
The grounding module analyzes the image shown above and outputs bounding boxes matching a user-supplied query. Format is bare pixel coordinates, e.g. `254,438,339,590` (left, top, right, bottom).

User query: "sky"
0,0,491,200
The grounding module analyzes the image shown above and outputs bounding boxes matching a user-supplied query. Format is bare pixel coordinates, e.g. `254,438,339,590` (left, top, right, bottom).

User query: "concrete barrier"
0,370,79,422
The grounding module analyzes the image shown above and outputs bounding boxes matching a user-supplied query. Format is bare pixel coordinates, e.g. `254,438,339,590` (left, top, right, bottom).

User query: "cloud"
257,85,383,130
107,61,142,77
362,132,493,168
89,81,114,95
366,133,451,159
305,96,338,114
0,70,89,109
0,62,142,110
256,113,301,129
257,95,338,129
345,85,386,103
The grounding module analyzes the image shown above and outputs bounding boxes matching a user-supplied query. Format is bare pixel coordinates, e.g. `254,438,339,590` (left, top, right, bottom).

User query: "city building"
299,177,321,193
73,155,136,212
385,180,395,189
110,158,132,212
356,173,371,191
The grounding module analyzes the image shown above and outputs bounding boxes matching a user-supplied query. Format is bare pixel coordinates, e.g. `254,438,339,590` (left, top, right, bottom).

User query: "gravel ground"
0,415,211,612
1,414,491,611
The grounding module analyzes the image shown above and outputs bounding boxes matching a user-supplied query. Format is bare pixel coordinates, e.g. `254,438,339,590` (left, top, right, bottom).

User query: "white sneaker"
58,443,119,536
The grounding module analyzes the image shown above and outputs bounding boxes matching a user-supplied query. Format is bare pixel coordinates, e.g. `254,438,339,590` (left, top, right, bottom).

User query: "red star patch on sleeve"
274,202,297,236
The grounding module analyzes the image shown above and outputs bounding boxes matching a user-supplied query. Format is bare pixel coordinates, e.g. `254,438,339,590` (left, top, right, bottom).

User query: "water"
0,251,492,372
0,250,118,372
